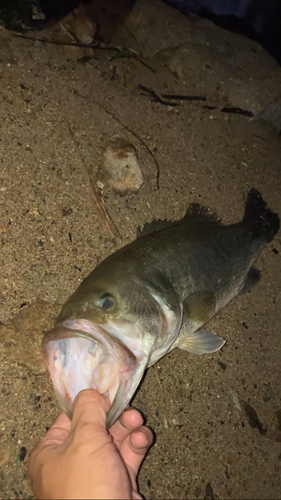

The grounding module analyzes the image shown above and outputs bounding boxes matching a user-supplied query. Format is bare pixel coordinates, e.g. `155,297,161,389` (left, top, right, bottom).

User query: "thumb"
70,389,111,437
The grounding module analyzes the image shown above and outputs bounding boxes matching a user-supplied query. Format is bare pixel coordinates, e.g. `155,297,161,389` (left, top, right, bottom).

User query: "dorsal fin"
137,203,221,238
184,203,221,224
137,219,174,238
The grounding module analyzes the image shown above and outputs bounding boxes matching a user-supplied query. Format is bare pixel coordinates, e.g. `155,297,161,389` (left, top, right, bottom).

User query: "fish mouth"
42,319,147,427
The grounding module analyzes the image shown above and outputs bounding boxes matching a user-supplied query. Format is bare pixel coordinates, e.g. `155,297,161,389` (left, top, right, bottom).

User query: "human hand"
29,389,154,499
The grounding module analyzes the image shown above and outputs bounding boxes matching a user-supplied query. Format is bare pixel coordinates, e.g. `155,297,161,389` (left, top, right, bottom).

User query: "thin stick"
12,33,155,72
59,22,76,42
139,85,179,106
162,94,207,101
67,122,121,240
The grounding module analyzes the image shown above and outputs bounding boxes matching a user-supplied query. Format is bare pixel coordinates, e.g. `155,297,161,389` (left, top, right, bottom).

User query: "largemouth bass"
43,189,279,426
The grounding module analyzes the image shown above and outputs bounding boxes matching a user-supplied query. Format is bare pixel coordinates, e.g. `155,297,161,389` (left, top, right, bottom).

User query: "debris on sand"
204,482,215,500
263,384,273,402
267,409,281,443
97,137,144,195
239,399,267,436
231,389,267,436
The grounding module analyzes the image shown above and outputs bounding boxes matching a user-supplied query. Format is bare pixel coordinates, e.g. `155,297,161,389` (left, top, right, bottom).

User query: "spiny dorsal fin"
137,203,221,238
184,203,221,224
137,219,174,238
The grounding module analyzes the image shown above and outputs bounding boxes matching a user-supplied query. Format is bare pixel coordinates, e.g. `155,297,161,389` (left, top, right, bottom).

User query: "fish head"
42,265,181,426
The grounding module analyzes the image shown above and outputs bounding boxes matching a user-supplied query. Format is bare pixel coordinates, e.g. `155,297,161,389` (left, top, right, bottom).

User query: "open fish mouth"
42,319,143,427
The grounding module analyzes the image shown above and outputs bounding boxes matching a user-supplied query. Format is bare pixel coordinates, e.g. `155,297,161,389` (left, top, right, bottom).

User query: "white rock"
98,138,144,195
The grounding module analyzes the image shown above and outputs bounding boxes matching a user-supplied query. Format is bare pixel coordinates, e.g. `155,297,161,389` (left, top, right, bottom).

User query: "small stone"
231,389,243,413
263,385,273,402
62,207,73,216
19,447,27,462
32,5,45,21
72,13,96,45
33,40,43,48
97,138,144,195
64,45,86,60
62,10,97,46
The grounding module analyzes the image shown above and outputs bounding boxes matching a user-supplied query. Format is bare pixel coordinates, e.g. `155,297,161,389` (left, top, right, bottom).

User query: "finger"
70,389,110,440
130,428,153,451
110,409,144,449
120,426,154,478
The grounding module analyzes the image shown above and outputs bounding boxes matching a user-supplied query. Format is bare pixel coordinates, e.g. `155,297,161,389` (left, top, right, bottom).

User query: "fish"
42,189,279,427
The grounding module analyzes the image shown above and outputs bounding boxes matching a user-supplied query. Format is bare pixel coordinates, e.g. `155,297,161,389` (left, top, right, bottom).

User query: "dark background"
1,0,280,63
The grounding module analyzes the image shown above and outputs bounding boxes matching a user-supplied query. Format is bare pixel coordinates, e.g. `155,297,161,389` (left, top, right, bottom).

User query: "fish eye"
97,293,115,311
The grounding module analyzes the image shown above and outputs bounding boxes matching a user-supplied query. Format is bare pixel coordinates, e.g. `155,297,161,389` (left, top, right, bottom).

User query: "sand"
0,1,280,498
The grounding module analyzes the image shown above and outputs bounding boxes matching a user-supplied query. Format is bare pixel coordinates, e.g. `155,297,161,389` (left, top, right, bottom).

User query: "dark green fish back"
77,190,279,315
132,220,260,303
105,190,279,307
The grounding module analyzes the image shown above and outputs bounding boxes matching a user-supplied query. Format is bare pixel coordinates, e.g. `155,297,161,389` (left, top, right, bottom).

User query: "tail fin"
243,189,280,243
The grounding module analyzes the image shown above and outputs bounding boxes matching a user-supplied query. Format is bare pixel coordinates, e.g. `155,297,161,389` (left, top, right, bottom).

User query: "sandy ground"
0,0,281,498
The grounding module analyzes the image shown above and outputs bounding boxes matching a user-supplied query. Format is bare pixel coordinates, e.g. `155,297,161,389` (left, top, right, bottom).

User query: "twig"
139,85,178,106
59,22,76,42
12,32,99,48
157,92,254,116
155,368,162,389
162,94,207,101
67,122,121,240
104,47,155,73
12,33,154,72
204,105,253,117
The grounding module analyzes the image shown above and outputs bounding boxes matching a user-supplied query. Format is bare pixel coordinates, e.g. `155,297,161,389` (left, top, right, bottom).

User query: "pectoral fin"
173,291,225,354
178,329,226,355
